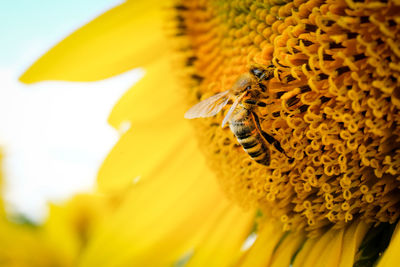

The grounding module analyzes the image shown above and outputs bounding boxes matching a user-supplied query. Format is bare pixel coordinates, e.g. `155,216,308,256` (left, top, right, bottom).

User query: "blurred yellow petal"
291,233,317,267
99,53,188,193
0,153,61,266
0,153,64,266
20,0,167,83
312,228,345,267
292,229,338,267
269,232,306,267
339,220,370,267
80,136,251,266
237,220,285,267
293,224,368,267
185,207,255,267
42,194,111,266
97,121,190,193
43,204,79,266
377,222,400,267
108,56,184,129
0,220,63,267
0,151,4,217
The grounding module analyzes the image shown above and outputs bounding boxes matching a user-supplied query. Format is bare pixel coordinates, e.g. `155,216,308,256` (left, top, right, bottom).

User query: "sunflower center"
174,0,400,232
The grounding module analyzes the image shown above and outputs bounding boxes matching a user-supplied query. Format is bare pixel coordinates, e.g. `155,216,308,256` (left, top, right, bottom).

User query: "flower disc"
175,0,400,232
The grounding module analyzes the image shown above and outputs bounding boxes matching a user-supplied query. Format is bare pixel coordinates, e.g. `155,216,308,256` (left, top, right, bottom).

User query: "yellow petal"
41,194,111,266
269,232,306,267
107,56,185,129
291,234,318,267
377,222,400,267
0,151,4,217
97,118,190,193
293,221,370,267
0,219,64,266
339,220,370,267
99,52,188,193
43,204,79,266
80,136,241,266
313,228,345,267
293,227,344,267
20,0,167,83
237,220,286,267
185,207,255,267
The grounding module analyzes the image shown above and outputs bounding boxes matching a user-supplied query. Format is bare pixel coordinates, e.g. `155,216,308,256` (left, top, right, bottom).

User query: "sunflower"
0,148,116,266
19,0,400,266
0,152,66,266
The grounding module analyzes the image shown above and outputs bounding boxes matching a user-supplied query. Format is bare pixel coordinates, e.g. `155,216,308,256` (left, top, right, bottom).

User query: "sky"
0,0,142,221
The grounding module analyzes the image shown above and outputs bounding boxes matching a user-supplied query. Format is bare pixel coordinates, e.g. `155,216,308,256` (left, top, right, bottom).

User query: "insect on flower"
185,64,291,166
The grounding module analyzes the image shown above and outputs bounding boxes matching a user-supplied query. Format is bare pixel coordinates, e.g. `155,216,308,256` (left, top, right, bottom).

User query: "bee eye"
246,85,251,90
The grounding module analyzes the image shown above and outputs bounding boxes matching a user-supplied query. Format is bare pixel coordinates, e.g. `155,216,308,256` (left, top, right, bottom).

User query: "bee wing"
184,90,231,119
221,91,247,127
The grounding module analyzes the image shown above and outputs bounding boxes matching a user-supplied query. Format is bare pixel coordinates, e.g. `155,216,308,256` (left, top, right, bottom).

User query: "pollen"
173,0,400,232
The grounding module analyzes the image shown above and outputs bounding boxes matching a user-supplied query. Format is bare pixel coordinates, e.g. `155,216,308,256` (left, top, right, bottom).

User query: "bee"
185,64,290,166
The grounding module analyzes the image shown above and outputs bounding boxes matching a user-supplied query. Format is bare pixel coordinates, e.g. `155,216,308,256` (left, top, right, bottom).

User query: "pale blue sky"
0,0,123,69
0,0,143,221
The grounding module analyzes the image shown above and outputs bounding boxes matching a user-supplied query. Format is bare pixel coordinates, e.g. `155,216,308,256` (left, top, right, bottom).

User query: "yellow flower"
0,177,114,266
0,150,116,265
20,0,400,266
0,152,67,266
0,219,63,267
39,193,115,266
0,151,4,217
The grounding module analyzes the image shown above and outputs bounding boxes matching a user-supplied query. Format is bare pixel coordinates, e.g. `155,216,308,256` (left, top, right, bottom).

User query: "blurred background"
0,0,142,222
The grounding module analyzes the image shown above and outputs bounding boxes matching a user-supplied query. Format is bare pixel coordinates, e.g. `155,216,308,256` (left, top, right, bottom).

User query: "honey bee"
185,64,290,166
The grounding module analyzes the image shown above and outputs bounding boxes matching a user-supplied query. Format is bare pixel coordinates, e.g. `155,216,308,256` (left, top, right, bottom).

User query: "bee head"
230,73,254,94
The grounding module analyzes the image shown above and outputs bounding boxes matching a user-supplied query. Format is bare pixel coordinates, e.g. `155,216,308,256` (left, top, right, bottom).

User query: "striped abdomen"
229,108,271,166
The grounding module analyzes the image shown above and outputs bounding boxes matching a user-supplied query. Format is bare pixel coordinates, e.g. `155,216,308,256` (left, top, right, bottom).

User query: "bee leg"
252,111,292,161
244,99,270,108
261,131,294,162
261,131,288,155
258,82,267,92
244,99,257,105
